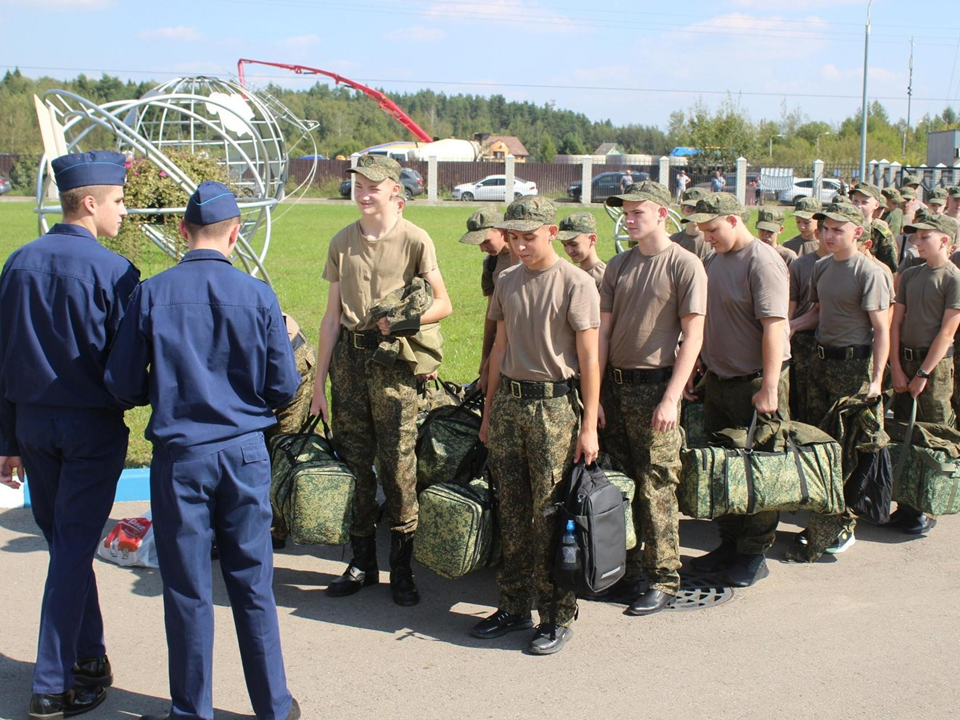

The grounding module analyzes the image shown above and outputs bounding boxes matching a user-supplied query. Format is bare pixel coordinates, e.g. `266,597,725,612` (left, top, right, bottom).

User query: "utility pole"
903,37,914,158
859,0,873,183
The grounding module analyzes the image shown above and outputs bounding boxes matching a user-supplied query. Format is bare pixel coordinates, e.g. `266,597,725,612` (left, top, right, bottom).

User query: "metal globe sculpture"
34,76,319,284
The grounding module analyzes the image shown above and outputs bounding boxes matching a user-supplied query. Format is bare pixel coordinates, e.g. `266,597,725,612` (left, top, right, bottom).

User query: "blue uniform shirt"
0,223,141,455
105,249,300,452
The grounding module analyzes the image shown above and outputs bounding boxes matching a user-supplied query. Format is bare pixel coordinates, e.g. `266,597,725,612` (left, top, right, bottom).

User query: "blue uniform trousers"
150,432,291,720
15,405,127,695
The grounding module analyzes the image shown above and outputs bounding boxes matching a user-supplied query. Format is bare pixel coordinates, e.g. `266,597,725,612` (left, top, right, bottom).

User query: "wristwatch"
916,368,931,379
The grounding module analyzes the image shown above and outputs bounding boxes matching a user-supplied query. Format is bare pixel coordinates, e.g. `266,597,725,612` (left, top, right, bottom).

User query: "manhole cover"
581,568,734,611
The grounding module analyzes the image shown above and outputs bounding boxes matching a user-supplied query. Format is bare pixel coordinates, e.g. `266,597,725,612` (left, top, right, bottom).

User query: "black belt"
816,343,872,360
608,366,672,385
902,346,955,362
291,332,306,353
793,329,816,338
711,362,789,383
501,376,572,400
340,327,381,349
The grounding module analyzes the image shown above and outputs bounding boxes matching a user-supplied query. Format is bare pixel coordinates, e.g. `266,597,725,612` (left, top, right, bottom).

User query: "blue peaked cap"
52,150,126,191
185,181,240,225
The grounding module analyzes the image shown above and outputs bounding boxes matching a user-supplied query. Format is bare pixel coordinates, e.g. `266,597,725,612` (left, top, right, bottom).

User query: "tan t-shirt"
583,260,606,291
811,253,890,347
481,252,517,298
670,227,714,265
896,262,960,348
702,239,791,379
488,258,600,382
783,234,819,257
600,242,707,370
770,242,798,268
323,218,439,331
789,251,825,318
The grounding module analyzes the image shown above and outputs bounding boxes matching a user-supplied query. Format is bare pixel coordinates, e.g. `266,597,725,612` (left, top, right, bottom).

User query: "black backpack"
551,460,627,596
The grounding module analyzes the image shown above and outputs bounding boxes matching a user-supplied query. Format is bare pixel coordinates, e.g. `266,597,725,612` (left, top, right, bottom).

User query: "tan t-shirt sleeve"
417,234,439,276
789,261,802,303
599,257,618,313
322,233,343,283
860,264,889,312
946,272,960,310
567,275,601,331
677,255,708,317
750,259,789,320
894,268,911,305
488,279,506,322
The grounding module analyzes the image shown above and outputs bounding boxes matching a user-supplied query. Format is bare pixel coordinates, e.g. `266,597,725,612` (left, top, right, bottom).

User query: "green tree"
558,132,586,155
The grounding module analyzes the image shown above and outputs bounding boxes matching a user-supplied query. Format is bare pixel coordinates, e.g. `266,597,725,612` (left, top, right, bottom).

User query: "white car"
452,175,538,201
778,178,842,204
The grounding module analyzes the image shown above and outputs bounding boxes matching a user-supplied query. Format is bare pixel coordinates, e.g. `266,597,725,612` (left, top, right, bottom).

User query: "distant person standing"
620,171,634,193
675,168,690,204
710,170,726,193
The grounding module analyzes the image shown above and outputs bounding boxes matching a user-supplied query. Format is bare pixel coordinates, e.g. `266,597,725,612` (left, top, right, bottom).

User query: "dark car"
0,176,11,196
567,171,651,203
340,167,425,200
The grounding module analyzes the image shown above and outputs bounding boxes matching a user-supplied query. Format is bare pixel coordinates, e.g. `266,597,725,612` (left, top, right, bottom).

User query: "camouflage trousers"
790,332,818,424
330,336,419,537
487,386,579,626
953,349,960,421
268,334,317,541
894,355,955,426
804,356,872,555
703,368,789,555
599,379,682,595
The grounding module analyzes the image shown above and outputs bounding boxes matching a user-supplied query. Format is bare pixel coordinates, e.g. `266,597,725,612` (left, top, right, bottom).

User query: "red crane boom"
237,58,433,144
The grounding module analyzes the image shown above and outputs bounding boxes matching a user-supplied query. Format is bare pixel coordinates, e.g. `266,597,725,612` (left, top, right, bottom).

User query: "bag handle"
745,410,784,452
892,397,917,487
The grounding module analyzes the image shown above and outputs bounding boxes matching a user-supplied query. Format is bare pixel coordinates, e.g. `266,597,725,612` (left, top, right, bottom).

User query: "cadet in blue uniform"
0,151,139,719
104,183,302,720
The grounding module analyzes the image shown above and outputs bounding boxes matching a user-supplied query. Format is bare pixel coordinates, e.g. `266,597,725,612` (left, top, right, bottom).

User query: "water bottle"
561,519,578,570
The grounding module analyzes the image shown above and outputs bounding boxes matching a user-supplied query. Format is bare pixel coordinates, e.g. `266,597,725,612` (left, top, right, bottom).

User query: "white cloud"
664,13,830,59
138,26,203,42
820,63,903,85
382,26,445,43
281,34,322,49
425,0,580,35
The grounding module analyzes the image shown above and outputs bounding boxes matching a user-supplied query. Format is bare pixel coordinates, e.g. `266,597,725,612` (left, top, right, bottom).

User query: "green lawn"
0,200,792,466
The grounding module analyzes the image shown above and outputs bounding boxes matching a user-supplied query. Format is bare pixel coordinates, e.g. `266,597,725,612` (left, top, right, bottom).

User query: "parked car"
452,175,537,201
0,176,11,196
778,178,842,204
567,171,650,203
339,167,425,200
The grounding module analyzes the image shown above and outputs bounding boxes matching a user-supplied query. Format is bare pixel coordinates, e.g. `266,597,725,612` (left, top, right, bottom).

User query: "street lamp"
817,132,832,155
769,134,785,158
859,0,874,184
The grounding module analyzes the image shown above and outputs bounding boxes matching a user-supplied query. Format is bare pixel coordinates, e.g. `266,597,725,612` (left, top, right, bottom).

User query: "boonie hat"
792,196,822,219
901,173,922,188
851,182,881,202
606,180,672,209
52,150,126,192
496,195,556,232
881,187,904,203
184,181,240,225
755,208,785,232
687,192,744,224
813,200,865,228
458,208,504,245
904,213,959,242
680,187,708,206
348,154,401,183
556,212,598,241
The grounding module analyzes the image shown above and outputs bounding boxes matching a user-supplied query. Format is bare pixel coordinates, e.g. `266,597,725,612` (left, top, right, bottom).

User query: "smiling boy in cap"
756,207,797,268
0,150,139,719
783,196,822,257
689,192,791,587
849,182,898,274
557,211,605,289
473,195,600,655
889,212,960,536
105,181,302,720
672,187,715,265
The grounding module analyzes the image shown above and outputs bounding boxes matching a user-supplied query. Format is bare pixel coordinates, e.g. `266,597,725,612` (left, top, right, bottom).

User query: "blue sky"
1,0,958,132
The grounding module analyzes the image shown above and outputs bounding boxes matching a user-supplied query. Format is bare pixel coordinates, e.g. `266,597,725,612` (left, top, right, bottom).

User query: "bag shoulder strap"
893,397,917,486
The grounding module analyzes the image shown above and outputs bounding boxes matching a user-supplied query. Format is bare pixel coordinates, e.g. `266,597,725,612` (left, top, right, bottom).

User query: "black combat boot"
389,531,420,606
326,534,379,597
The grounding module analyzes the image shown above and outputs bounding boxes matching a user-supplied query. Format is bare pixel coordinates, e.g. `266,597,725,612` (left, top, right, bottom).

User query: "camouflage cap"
948,186,960,198
556,211,598,241
605,180,672,208
680,186,709,206
791,196,822,220
496,195,557,231
904,212,959,242
755,207,786,232
881,187,904,203
901,173,922,188
687,192,744,224
813,200,866,228
851,182,881,202
900,186,917,200
348,154,401,183
458,208,505,245
928,187,949,206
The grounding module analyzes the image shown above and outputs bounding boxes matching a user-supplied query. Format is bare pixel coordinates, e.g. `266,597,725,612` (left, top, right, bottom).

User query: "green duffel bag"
603,471,637,551
416,387,483,494
679,413,844,519
888,398,960,516
414,442,499,579
269,417,355,546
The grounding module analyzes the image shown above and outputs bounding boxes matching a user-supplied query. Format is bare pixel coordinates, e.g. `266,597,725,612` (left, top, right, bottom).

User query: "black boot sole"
73,673,113,688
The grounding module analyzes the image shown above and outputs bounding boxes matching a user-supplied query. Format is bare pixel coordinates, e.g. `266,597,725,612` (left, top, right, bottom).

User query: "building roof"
595,142,623,155
483,135,529,157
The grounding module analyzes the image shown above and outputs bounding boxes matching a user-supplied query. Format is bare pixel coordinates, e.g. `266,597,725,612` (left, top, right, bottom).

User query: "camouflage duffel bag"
679,413,844,519
602,470,637,551
416,386,483,494
269,416,355,546
414,441,499,579
888,398,960,516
